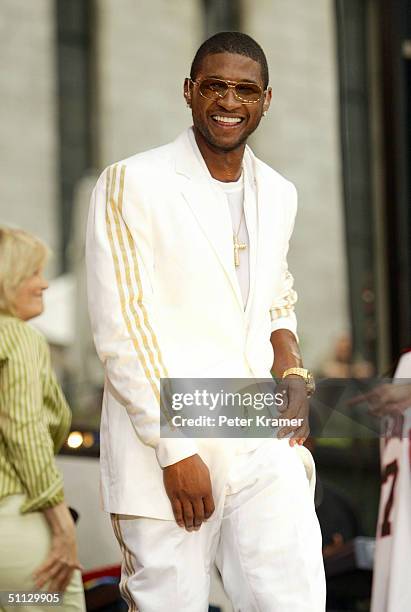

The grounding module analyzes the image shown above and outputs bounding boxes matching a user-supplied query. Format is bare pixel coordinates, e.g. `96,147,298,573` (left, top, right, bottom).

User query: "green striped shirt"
0,314,71,513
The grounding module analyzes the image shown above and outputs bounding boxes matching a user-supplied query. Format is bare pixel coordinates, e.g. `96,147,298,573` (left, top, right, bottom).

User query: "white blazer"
86,128,300,518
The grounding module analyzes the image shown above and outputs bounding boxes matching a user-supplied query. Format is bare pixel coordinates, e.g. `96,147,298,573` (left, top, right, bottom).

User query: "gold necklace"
233,206,247,267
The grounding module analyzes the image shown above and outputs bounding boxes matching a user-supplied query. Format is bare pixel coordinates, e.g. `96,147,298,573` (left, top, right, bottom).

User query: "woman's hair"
0,226,50,315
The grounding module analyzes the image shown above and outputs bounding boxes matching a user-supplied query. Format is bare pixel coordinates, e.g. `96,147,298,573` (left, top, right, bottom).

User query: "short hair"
0,226,49,316
190,31,269,89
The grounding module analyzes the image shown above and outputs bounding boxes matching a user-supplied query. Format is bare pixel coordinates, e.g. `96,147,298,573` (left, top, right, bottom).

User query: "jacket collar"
173,127,257,181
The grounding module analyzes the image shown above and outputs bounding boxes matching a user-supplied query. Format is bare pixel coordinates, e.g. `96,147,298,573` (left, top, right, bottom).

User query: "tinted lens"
199,78,228,99
234,83,262,102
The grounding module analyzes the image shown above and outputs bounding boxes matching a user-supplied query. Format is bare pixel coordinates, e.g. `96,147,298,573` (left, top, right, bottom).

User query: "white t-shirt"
211,174,250,308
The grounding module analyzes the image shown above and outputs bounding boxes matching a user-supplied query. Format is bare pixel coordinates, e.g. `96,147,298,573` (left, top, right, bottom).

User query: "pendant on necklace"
233,235,247,267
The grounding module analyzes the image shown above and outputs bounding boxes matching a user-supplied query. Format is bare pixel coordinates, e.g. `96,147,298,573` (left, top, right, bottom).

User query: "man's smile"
210,114,245,128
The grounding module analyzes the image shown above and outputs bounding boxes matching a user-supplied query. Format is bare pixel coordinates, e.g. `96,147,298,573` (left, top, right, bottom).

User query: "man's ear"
184,78,191,107
263,86,272,113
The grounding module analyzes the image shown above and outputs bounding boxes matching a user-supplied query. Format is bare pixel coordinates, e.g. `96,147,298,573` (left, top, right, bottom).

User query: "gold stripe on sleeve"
111,165,164,381
105,165,172,424
117,166,168,379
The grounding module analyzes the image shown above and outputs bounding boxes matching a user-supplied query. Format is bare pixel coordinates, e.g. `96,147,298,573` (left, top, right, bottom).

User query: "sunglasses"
189,77,265,104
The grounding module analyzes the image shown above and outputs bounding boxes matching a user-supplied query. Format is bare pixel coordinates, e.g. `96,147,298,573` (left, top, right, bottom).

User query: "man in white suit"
87,32,325,611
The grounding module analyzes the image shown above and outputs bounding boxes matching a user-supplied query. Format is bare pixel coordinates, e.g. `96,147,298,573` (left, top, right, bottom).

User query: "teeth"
213,115,242,124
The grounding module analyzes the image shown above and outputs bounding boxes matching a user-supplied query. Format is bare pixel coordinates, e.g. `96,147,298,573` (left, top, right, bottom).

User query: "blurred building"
0,0,410,391
334,0,411,374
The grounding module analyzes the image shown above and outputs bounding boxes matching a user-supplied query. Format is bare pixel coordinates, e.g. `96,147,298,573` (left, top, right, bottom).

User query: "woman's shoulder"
0,315,46,359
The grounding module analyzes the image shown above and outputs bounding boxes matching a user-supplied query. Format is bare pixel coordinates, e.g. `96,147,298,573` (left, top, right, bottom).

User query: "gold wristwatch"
282,367,316,397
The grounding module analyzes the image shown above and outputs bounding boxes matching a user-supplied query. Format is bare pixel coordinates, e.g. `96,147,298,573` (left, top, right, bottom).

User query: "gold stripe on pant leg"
111,514,138,612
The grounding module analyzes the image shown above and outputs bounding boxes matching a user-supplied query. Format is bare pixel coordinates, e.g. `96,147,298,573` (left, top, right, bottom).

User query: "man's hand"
349,383,411,416
163,454,215,531
277,375,310,446
270,329,309,446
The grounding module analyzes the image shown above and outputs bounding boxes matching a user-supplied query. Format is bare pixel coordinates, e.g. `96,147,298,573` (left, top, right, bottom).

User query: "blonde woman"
0,227,85,611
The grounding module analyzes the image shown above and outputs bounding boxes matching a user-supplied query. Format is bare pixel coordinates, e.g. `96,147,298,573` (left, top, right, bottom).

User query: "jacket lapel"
174,130,244,313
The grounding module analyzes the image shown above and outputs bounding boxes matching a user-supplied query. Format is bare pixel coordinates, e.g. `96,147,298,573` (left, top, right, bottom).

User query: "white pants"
111,440,326,611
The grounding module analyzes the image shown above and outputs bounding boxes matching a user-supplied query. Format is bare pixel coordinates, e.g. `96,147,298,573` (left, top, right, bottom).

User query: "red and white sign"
371,352,411,612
